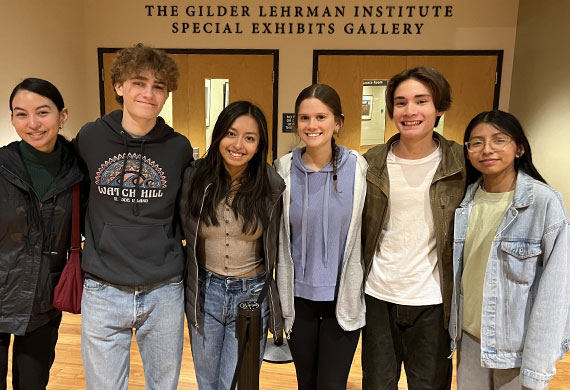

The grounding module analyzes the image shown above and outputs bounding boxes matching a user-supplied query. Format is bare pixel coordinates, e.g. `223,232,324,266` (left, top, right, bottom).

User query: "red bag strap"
71,183,80,253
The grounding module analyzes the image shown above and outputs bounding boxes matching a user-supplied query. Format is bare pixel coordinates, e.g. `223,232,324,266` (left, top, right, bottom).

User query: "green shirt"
19,140,62,200
461,187,514,339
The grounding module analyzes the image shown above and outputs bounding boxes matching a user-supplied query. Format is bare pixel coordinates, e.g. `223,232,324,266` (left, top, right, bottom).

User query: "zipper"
193,183,211,332
264,191,283,336
283,175,296,335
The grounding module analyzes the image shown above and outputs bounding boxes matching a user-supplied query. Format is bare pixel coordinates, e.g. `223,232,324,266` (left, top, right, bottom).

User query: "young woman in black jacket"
0,78,84,389
180,101,284,390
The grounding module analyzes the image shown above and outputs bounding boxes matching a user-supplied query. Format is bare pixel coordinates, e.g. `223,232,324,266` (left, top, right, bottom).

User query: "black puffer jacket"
0,136,84,335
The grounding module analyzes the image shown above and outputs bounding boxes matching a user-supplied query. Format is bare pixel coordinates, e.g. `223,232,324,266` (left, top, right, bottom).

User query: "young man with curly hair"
74,43,193,389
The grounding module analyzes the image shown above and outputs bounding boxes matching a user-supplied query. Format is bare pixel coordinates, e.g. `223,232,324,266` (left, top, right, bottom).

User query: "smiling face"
114,69,169,133
11,90,67,153
218,114,260,179
467,122,522,184
392,78,443,143
296,97,340,153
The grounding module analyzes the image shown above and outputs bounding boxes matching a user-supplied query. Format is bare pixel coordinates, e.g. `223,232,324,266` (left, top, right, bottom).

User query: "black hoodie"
74,110,193,285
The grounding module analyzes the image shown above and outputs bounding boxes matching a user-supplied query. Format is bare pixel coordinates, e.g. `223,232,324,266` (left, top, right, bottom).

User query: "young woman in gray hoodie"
274,84,367,390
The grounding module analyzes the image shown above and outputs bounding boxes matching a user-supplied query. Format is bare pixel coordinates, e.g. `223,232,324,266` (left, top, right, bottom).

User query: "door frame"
97,48,280,160
312,50,503,108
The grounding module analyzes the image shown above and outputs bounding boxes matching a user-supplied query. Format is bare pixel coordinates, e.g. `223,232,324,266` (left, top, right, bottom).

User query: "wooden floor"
6,312,570,389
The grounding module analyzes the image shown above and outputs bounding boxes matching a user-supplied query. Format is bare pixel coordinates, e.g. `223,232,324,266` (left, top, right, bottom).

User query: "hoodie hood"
99,110,177,215
292,144,351,174
74,109,193,286
101,110,175,144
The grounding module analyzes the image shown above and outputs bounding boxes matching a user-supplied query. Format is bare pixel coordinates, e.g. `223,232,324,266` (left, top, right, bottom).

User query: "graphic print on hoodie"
96,152,167,203
74,110,193,286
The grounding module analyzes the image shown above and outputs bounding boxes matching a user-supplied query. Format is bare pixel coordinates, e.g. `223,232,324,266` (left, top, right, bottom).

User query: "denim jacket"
449,171,570,390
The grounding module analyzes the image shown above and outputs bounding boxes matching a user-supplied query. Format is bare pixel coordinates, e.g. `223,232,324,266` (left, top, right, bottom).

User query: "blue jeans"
190,267,269,390
81,275,184,390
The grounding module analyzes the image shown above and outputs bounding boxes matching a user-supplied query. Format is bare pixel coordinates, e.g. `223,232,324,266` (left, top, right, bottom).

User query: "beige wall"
0,0,87,146
2,0,519,158
510,0,570,202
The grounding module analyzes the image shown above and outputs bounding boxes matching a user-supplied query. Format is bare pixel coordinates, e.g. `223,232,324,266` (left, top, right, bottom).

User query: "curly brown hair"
110,43,179,104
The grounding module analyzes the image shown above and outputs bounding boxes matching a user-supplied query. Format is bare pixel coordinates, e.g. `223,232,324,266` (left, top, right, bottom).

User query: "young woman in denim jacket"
180,101,284,390
449,110,570,390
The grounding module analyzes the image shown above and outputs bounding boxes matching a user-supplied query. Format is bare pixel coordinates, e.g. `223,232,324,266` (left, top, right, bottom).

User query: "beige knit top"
197,201,263,276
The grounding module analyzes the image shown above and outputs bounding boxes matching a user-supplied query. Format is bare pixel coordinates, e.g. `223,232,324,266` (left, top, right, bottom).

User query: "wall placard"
282,113,295,133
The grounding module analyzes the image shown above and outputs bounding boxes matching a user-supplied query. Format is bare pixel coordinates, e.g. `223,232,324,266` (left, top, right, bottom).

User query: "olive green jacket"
362,132,466,326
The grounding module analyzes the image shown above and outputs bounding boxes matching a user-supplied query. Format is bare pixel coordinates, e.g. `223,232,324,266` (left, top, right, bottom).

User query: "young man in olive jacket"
361,67,466,390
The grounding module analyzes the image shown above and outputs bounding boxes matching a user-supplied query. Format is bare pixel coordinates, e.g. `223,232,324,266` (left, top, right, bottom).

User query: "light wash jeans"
81,275,184,390
190,267,269,390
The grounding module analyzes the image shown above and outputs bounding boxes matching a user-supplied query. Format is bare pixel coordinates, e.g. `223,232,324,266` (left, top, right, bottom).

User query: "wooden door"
316,52,500,151
100,51,276,160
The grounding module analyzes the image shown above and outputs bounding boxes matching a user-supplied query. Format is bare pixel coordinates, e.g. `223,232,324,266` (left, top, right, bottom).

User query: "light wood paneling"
318,55,406,152
102,52,275,161
404,55,497,143
317,53,498,151
172,54,274,161
102,53,122,113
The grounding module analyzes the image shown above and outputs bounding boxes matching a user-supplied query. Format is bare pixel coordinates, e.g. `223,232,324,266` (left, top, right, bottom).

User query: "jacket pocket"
501,241,541,284
99,224,171,267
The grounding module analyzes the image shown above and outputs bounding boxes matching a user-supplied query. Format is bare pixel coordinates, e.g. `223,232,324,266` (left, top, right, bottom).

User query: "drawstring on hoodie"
119,131,129,205
299,161,333,276
133,140,146,216
301,171,308,276
322,174,329,267
118,131,145,216
104,111,173,217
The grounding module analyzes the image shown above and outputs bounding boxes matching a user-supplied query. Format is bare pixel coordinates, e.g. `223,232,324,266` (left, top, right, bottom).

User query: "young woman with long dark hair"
449,110,570,390
180,100,284,390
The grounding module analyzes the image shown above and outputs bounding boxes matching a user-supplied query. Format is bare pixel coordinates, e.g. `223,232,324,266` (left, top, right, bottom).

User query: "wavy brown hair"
111,43,179,105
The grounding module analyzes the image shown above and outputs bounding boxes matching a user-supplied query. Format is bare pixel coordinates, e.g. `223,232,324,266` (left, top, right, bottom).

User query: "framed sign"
362,95,373,120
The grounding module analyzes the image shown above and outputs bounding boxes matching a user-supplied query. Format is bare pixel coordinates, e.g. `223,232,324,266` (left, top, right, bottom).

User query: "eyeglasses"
465,137,512,153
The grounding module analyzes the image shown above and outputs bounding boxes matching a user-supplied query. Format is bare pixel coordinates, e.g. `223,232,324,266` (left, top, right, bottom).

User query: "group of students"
0,43,569,390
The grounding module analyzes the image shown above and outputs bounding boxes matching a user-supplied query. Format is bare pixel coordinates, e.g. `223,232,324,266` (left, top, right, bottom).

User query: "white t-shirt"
365,144,443,305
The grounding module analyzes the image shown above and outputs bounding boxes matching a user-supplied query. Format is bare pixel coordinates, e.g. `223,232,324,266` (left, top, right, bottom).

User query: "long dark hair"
10,78,65,112
185,101,271,234
294,84,344,191
463,110,546,185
